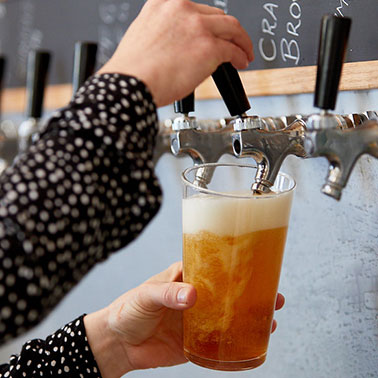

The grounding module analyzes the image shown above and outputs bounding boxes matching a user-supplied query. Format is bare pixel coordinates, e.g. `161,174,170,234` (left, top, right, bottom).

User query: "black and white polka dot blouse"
1,316,100,377
0,73,162,375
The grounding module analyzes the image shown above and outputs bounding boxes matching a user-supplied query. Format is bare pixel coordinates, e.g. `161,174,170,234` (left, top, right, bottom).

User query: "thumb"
135,281,197,312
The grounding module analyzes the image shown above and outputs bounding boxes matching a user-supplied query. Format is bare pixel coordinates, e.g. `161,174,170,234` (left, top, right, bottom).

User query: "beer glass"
181,163,295,371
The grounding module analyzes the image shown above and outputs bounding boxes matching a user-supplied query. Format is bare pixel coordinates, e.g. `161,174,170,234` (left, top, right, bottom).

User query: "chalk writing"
259,3,279,61
281,1,301,65
259,1,301,66
335,0,349,17
213,0,228,13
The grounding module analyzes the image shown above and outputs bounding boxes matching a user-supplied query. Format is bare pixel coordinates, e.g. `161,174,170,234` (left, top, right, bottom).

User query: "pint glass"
182,163,295,371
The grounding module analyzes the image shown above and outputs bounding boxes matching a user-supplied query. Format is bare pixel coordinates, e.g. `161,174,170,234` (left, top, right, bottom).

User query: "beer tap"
220,62,307,193
18,50,51,155
72,41,97,95
0,55,8,171
305,115,378,200
170,92,215,187
302,15,377,200
170,62,252,187
0,56,19,172
0,56,5,118
232,119,307,193
153,118,175,164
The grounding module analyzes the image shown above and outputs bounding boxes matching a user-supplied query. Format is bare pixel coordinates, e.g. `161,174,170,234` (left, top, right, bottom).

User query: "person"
0,0,281,375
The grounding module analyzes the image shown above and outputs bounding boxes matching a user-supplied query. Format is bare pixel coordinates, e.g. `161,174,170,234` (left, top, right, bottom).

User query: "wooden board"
2,60,378,114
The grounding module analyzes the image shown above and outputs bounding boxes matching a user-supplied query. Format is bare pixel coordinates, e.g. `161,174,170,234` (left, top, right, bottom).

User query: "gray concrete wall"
0,89,377,378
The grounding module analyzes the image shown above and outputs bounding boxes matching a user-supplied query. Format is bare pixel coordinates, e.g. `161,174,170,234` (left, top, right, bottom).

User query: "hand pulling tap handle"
174,92,194,114
314,15,351,111
26,50,51,119
211,62,251,117
72,41,98,95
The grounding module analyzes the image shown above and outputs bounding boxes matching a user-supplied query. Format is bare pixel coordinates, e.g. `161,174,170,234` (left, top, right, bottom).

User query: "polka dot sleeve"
0,74,162,344
0,315,101,377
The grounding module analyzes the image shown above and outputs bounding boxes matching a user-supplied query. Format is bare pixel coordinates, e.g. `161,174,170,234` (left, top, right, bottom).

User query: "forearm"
0,73,162,344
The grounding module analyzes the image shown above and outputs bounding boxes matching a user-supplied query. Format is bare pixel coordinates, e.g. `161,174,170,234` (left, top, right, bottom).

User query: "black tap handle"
26,50,51,119
314,15,351,111
72,41,98,94
211,62,250,117
0,56,5,91
174,92,195,114
0,56,6,113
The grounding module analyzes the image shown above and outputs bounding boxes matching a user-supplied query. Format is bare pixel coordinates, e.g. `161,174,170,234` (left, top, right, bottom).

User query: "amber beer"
181,164,295,371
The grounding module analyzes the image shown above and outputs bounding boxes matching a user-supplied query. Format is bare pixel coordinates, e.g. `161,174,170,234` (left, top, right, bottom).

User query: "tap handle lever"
0,56,5,92
211,62,250,117
174,92,194,114
0,56,6,115
314,15,351,111
26,50,51,119
72,41,98,95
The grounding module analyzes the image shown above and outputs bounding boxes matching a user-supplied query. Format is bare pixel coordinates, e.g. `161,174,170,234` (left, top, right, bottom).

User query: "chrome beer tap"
0,55,9,171
232,116,307,193
18,50,51,155
0,56,19,172
212,63,308,193
170,91,231,187
305,118,378,200
219,64,307,192
153,118,175,164
302,14,375,200
170,63,252,188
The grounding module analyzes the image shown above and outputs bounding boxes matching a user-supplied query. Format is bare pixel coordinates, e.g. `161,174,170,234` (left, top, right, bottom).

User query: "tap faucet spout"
170,91,235,187
305,120,378,200
171,124,234,186
232,118,307,193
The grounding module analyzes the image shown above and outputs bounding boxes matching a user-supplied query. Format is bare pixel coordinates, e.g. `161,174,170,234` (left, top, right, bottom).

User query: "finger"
214,39,250,70
275,293,285,311
271,319,277,333
206,15,254,62
136,281,197,313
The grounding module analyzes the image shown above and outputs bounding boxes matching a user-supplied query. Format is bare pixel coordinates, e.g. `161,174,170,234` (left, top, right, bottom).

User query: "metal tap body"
232,117,307,193
305,118,378,200
18,117,40,155
170,116,234,187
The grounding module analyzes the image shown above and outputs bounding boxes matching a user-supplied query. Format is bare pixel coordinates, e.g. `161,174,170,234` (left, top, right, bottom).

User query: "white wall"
0,89,377,378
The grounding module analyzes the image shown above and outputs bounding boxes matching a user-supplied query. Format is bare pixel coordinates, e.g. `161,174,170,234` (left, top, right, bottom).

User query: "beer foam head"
183,191,293,235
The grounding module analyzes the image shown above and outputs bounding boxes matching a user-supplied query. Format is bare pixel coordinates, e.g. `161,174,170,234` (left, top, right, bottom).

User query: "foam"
183,191,293,235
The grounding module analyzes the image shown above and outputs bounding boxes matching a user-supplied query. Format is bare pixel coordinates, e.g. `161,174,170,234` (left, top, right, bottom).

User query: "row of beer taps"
0,42,98,173
0,15,377,201
155,15,378,200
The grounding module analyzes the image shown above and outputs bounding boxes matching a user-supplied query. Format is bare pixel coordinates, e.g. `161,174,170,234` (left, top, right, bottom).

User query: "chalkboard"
0,0,377,89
